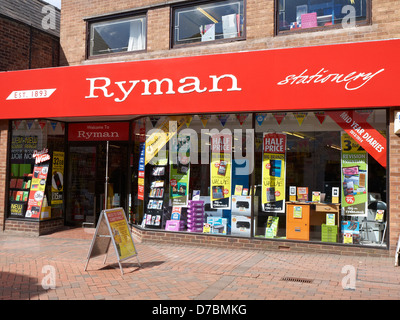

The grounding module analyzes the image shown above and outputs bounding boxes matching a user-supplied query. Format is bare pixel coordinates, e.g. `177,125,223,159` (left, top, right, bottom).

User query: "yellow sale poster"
145,115,189,165
210,133,232,209
262,133,286,213
51,151,64,205
105,208,137,260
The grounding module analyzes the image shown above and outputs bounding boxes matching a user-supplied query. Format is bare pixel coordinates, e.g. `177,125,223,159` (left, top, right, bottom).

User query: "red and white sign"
7,89,56,100
1,39,400,119
328,110,387,168
211,134,232,153
68,122,130,141
263,133,286,154
32,148,51,164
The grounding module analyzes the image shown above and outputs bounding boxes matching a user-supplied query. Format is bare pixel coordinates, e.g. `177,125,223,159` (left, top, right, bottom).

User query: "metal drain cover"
280,277,313,284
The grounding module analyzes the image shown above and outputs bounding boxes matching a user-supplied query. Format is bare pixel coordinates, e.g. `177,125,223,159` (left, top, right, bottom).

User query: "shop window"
277,0,368,34
89,15,146,57
254,110,387,247
8,120,66,221
131,110,387,248
172,0,245,47
131,114,253,236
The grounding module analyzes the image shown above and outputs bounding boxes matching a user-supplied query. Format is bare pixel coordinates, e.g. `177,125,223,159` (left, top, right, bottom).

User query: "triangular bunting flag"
256,114,266,126
273,113,286,125
39,121,46,130
50,122,58,131
314,112,326,125
26,120,34,130
236,114,248,126
217,114,230,127
355,110,373,121
199,115,211,128
14,120,21,130
150,116,160,127
293,112,308,126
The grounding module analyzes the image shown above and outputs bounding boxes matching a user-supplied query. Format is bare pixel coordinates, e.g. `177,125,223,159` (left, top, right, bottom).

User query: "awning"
1,39,399,120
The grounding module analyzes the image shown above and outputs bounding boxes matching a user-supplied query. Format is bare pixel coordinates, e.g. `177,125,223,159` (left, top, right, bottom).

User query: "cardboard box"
231,215,251,237
207,217,227,234
231,195,251,216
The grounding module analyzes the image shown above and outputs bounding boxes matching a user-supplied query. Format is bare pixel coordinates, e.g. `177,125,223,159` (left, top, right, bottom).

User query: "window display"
89,15,146,57
8,120,66,221
131,109,387,248
277,0,368,33
172,0,244,46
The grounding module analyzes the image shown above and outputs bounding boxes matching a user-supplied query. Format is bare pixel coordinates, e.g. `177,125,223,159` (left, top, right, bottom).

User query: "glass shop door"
66,142,128,226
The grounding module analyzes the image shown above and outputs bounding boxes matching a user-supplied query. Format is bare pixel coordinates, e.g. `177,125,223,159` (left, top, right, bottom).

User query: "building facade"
0,0,60,71
1,0,399,257
0,0,60,234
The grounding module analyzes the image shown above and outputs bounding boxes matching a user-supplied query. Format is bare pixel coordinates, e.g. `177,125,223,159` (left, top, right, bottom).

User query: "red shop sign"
1,39,400,119
68,122,130,141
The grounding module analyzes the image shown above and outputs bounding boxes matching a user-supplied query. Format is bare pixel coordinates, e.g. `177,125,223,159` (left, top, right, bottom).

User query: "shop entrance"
66,142,129,226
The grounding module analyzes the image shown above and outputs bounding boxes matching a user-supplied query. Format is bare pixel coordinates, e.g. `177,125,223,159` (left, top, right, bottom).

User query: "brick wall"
132,226,390,257
60,0,400,66
3,218,64,236
0,120,8,232
0,16,59,71
389,110,400,254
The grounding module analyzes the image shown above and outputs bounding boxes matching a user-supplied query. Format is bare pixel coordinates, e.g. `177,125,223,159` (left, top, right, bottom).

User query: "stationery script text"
277,68,385,91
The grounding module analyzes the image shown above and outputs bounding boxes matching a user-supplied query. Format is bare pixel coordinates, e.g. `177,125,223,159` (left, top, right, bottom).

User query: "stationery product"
321,224,338,243
235,185,243,196
312,191,321,202
165,220,185,231
186,200,204,233
265,216,279,238
297,187,308,202
326,213,335,226
171,207,182,220
192,190,200,200
289,186,296,201
332,187,339,203
206,217,227,234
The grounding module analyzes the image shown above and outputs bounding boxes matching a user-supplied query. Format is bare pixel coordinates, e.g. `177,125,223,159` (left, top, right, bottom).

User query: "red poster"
68,122,130,141
328,110,387,168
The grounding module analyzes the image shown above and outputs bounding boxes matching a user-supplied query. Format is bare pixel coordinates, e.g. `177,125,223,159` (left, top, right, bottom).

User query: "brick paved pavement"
1,226,400,305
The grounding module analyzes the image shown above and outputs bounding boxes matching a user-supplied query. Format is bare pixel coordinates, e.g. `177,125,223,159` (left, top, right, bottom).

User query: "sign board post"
84,207,140,275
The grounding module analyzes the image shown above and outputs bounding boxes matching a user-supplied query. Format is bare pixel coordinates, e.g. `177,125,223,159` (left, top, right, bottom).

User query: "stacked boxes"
187,200,204,233
321,224,338,243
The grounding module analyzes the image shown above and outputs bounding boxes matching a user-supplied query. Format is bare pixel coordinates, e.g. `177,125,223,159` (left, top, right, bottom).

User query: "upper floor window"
277,0,368,34
89,15,146,57
172,0,244,47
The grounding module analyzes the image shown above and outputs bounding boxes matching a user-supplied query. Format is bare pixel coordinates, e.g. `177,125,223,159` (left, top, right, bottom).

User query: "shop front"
1,39,399,255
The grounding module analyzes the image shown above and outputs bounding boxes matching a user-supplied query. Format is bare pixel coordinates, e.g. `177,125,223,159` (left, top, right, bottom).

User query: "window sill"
276,21,370,36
